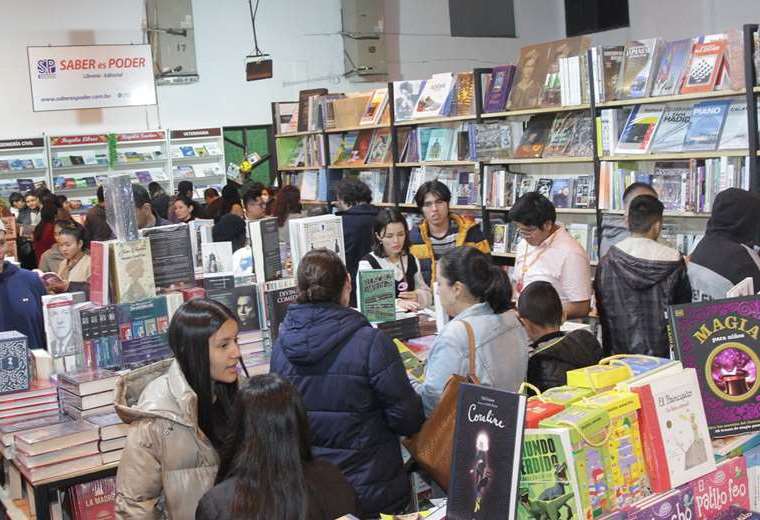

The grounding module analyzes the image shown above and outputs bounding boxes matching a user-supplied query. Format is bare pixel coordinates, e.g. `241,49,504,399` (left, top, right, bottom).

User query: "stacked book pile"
13,420,101,483
0,381,59,427
0,413,71,451
85,413,127,464
59,369,119,420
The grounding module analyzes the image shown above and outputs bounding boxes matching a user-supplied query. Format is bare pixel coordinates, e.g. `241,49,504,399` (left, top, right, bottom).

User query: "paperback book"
139,224,194,292
681,40,726,94
110,239,156,304
617,38,664,98
719,100,749,150
514,114,555,158
288,215,345,273
116,296,171,367
264,279,298,340
394,80,426,122
651,39,694,96
484,65,516,113
615,104,666,154
413,73,455,119
231,285,261,331
201,241,234,276
356,269,395,323
650,104,692,152
248,217,283,283
683,99,730,151
42,292,86,360
78,305,121,369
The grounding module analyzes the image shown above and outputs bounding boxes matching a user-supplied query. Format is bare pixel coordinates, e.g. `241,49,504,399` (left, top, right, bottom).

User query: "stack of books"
0,413,71,451
13,420,101,482
59,369,119,420
0,381,59,427
86,413,128,464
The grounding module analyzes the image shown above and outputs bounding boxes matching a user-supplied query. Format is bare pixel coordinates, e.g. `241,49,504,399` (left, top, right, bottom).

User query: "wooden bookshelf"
394,114,476,127
274,130,322,138
396,160,478,167
324,124,391,134
597,89,745,109
481,103,590,119
486,156,593,165
601,150,749,161
328,162,393,169
276,165,323,171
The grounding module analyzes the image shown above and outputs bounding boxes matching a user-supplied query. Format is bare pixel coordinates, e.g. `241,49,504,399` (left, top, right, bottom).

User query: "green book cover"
357,269,395,323
519,428,584,520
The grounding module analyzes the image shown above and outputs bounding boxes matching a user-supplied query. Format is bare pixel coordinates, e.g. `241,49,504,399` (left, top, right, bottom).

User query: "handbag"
402,319,479,491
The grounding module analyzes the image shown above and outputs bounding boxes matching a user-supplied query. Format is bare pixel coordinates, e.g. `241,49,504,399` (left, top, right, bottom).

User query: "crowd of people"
1,176,760,519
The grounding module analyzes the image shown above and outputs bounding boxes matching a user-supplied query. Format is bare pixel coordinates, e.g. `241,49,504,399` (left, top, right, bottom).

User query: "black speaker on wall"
565,0,629,37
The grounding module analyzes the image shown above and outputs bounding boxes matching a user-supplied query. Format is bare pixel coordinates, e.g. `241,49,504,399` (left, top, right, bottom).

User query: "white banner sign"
27,44,157,112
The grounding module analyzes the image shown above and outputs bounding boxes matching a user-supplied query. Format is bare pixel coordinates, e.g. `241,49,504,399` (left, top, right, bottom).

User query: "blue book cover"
0,331,30,394
116,296,171,368
651,39,694,96
683,100,730,151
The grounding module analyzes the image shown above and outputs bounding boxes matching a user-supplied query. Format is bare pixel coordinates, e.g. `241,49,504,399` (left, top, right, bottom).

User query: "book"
288,214,345,274
359,88,388,126
394,339,426,382
232,285,261,331
650,104,692,152
188,219,215,275
630,368,715,492
110,239,157,304
424,128,455,162
0,413,70,447
297,88,328,132
615,104,666,154
0,331,30,394
139,224,195,292
14,420,99,456
573,176,594,208
631,487,696,520
689,457,750,519
274,102,299,134
78,304,121,370
669,296,760,438
484,65,516,113
248,217,283,283
469,122,512,160
264,279,297,340
549,178,574,208
447,383,526,520
617,38,664,98
59,368,118,396
59,388,114,410
683,99,730,151
201,241,234,276
393,80,426,122
347,131,373,164
454,72,475,116
514,114,555,158
101,449,123,464
681,40,726,94
116,296,172,367
356,269,395,323
366,128,392,164
413,73,455,119
19,453,102,483
519,428,584,520
88,241,111,305
15,440,99,469
85,412,127,440
62,401,115,420
42,292,86,361
716,507,760,520
651,39,694,96
719,100,749,150
70,476,116,520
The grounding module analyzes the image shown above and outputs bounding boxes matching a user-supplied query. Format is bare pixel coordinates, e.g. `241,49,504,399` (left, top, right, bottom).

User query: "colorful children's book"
540,386,594,406
688,457,750,519
524,399,565,428
566,364,631,391
629,487,696,520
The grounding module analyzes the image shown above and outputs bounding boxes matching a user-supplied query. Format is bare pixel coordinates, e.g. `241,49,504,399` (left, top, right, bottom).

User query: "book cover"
201,241,234,276
615,104,666,154
455,72,476,116
359,88,388,126
689,457,750,519
484,65,515,113
232,285,260,331
651,39,695,96
203,275,235,314
542,113,574,157
139,224,195,292
630,368,716,492
617,38,663,99
518,428,584,520
716,507,760,520
683,99,730,151
567,223,589,253
297,88,328,132
413,73,455,119
681,41,726,94
78,304,121,369
631,488,696,520
71,476,116,520
249,217,283,283
42,292,83,359
356,269,395,323
110,239,157,304
448,383,526,520
471,122,512,160
366,128,391,164
116,296,171,367
188,219,215,275
514,114,555,158
650,104,692,152
15,420,99,452
348,131,373,164
550,178,574,208
670,296,760,438
394,80,426,122
0,331,30,394
275,102,299,134
719,100,749,150
289,215,345,273
573,176,594,208
264,280,298,340
563,113,594,157
424,128,455,162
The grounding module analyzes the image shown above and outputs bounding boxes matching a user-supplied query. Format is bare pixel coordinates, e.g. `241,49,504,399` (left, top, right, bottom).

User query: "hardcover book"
110,239,157,304
116,296,171,368
631,487,696,520
248,217,283,283
689,457,750,519
518,428,584,520
78,304,121,369
484,65,516,113
59,368,119,396
356,269,395,323
393,80,426,122
669,296,760,438
514,114,555,158
70,476,116,520
617,38,664,99
288,215,345,274
683,99,731,151
718,100,749,150
139,224,195,292
201,241,234,276
413,73,455,119
85,412,127,440
630,367,716,492
650,104,692,152
454,72,476,116
615,104,666,154
448,383,526,520
651,39,694,96
231,285,261,331
264,279,298,340
42,292,86,360
0,331,30,394
681,40,727,94
14,420,99,456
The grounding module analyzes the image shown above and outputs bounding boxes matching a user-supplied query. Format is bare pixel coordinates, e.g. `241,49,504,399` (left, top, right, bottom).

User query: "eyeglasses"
422,199,447,209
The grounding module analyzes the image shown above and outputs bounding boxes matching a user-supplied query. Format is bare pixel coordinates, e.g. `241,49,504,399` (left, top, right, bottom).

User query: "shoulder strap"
460,319,477,380
363,253,382,270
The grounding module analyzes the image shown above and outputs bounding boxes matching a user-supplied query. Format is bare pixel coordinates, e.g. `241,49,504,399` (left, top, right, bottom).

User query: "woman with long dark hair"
413,246,529,415
218,184,244,221
196,374,357,520
272,184,304,243
271,249,424,517
174,194,199,222
45,223,91,295
115,298,241,519
32,201,57,263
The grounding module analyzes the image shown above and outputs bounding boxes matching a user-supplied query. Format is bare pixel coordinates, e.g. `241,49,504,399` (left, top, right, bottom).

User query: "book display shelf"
169,128,226,201
112,131,171,194
48,134,110,213
0,138,47,203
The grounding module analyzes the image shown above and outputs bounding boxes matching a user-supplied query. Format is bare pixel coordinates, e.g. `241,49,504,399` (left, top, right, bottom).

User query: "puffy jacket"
337,203,379,306
594,242,691,357
270,303,425,518
527,330,603,392
0,261,46,349
409,213,490,285
114,359,219,520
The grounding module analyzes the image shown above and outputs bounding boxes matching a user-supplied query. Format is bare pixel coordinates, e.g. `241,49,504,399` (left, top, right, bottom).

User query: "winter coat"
196,459,358,520
32,222,55,263
527,330,603,392
594,241,691,357
337,203,379,305
115,359,220,520
409,213,490,285
0,261,46,349
270,303,425,518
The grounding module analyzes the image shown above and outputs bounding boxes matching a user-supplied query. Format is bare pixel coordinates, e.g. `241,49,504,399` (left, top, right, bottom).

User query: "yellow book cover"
566,364,630,391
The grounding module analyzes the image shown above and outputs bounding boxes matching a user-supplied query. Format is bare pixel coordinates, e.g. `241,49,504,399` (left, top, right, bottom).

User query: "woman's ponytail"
438,247,513,314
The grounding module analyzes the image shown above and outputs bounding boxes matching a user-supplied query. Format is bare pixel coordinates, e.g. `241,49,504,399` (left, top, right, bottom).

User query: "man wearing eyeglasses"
509,192,591,319
243,188,268,222
409,180,490,285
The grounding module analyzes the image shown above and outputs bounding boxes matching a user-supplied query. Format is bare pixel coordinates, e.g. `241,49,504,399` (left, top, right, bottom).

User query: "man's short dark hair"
96,185,105,204
9,192,23,205
414,180,451,209
622,182,657,206
132,184,151,209
508,192,556,227
336,178,372,206
204,187,219,199
517,281,563,329
242,188,264,207
628,195,664,234
177,181,194,197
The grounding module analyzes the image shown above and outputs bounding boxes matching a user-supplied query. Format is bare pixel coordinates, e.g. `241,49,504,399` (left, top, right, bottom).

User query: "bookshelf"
597,88,746,109
169,128,226,201
601,150,750,161
393,114,476,127
486,157,594,165
113,131,171,193
48,134,109,212
481,103,590,119
0,137,48,202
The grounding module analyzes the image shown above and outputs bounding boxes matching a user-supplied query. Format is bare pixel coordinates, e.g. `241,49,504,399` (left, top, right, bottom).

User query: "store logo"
36,59,56,79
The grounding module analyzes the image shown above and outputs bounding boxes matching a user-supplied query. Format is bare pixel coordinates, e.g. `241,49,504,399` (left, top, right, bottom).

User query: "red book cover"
71,476,116,519
524,399,564,428
88,241,110,305
631,383,670,492
689,457,749,519
681,41,726,94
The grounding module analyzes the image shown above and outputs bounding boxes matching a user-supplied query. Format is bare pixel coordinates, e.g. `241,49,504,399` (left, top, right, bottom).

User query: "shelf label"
170,128,221,139
0,138,44,149
116,131,166,142
50,135,108,146
28,44,157,112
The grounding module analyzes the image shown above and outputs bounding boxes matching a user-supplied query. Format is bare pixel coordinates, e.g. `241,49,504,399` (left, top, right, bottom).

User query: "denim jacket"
413,302,529,416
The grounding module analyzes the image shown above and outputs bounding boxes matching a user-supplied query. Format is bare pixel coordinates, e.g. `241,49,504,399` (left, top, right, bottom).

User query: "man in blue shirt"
0,223,47,349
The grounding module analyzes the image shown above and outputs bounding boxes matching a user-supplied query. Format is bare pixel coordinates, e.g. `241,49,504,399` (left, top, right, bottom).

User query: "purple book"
484,65,515,113
631,486,695,520
669,296,760,438
716,506,760,520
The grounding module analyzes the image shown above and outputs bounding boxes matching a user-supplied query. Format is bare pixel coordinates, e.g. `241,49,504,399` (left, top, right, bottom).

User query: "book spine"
631,385,671,492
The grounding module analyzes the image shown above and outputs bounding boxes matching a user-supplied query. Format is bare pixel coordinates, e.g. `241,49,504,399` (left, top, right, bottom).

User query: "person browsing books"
0,223,46,349
133,184,171,230
196,374,358,520
594,195,691,357
243,187,267,221
517,281,602,392
358,207,431,312
173,194,199,223
409,180,490,285
115,298,241,519
84,186,114,242
37,220,71,274
509,192,592,320
413,247,529,415
599,182,659,258
47,223,90,296
273,184,305,244
31,200,57,264
270,249,424,517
